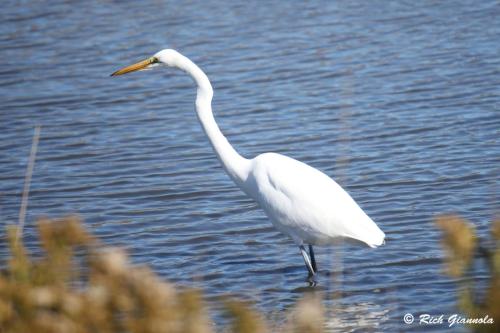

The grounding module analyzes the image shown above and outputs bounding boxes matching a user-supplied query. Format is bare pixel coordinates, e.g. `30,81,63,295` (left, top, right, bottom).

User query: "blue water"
1,0,499,331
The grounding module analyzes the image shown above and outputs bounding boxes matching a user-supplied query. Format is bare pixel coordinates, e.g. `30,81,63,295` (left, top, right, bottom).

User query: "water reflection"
324,301,392,333
1,0,498,331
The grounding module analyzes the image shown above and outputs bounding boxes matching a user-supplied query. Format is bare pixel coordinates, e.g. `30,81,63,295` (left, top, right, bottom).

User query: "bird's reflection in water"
324,302,391,333
289,280,390,332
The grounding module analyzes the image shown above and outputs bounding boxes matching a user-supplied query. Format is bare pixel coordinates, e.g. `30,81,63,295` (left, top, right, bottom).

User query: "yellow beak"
111,57,158,76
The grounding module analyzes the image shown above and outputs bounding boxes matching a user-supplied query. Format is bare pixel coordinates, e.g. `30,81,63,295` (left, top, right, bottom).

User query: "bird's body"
246,152,384,247
112,49,385,279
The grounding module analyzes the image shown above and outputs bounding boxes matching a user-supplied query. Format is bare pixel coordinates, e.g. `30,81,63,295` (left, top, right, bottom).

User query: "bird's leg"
308,244,317,274
299,245,315,276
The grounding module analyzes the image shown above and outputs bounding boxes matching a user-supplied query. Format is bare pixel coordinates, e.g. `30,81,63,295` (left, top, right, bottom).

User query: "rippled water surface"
1,0,499,331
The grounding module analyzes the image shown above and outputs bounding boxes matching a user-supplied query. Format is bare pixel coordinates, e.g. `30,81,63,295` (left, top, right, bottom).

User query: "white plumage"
248,153,385,247
112,49,385,279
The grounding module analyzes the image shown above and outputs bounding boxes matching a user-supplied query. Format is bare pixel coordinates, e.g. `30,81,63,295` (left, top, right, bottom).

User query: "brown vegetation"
436,215,500,332
1,215,498,332
0,217,323,333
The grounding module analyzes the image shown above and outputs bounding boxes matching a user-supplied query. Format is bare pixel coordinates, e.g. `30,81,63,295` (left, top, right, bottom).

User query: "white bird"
111,49,385,279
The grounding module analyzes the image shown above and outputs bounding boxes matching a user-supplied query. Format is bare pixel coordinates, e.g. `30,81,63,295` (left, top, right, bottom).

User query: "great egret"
111,49,385,279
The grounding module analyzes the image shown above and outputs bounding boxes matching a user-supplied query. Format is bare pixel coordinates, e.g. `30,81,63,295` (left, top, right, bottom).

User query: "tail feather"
365,228,385,248
347,217,385,248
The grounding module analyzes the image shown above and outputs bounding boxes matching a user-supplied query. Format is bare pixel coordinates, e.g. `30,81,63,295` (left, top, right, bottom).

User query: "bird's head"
111,49,182,76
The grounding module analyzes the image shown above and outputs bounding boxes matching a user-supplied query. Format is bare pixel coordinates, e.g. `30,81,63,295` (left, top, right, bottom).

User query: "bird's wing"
250,153,384,246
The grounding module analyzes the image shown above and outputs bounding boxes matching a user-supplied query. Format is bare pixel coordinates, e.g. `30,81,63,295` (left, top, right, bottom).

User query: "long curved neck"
176,55,250,186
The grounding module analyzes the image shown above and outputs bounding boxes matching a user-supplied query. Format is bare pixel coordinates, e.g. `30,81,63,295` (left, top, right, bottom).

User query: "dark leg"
299,245,315,276
309,244,317,273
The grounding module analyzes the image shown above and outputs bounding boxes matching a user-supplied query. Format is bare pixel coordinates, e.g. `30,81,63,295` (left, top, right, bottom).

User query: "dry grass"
435,215,500,332
0,217,323,333
1,215,498,332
